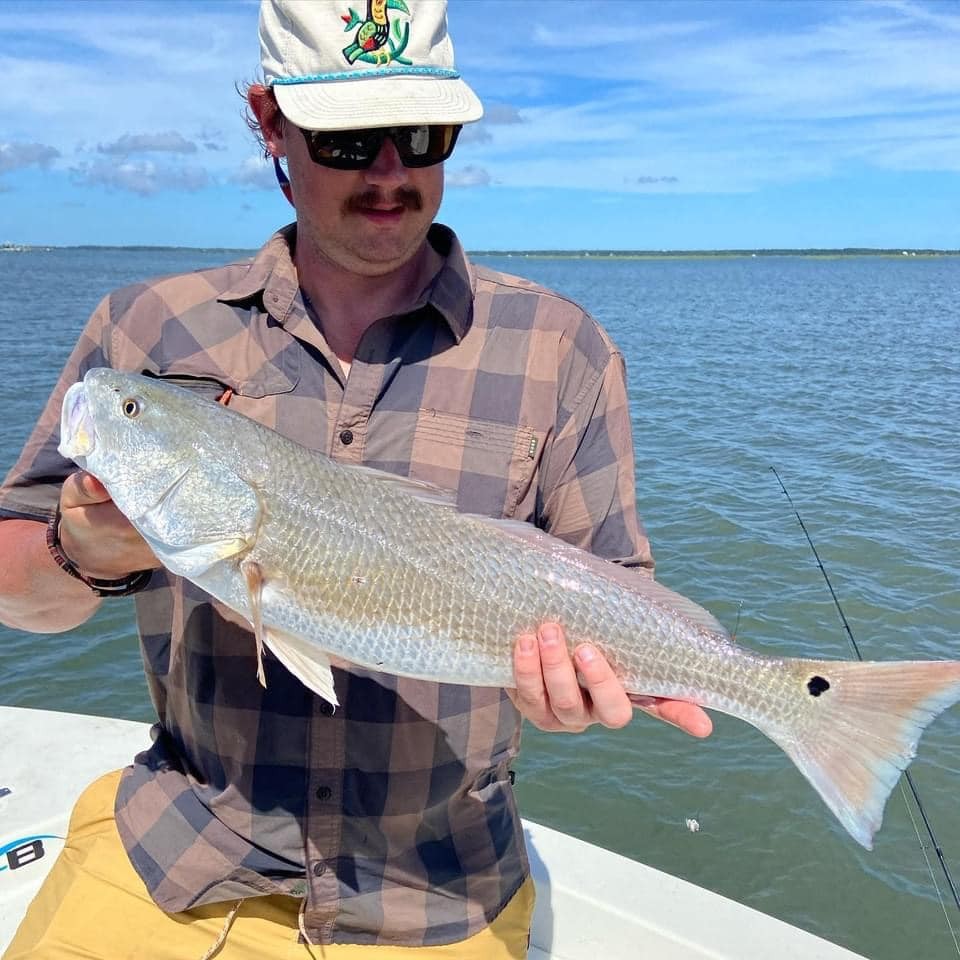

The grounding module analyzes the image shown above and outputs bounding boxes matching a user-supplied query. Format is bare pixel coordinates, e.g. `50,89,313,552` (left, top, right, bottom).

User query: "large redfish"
58,368,960,849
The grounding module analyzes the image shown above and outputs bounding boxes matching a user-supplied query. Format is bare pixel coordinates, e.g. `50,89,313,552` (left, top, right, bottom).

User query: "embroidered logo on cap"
341,0,413,66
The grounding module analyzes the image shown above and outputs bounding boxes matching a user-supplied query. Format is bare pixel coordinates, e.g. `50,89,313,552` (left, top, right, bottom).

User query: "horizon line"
3,242,958,257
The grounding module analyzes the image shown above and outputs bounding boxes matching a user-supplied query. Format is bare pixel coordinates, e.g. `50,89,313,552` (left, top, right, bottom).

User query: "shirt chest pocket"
132,355,301,432
410,409,546,521
113,308,302,423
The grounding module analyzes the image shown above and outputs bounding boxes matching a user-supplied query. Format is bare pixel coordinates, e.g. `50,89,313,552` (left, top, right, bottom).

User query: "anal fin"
263,626,339,709
238,559,338,708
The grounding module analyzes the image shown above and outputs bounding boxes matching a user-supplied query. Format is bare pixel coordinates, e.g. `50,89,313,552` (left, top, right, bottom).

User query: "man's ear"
247,84,286,158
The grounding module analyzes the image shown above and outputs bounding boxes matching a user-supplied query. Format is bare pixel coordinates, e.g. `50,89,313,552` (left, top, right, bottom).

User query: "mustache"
344,188,423,214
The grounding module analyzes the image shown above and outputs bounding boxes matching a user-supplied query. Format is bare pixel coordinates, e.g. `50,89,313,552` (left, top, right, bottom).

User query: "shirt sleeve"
537,350,654,575
0,297,111,521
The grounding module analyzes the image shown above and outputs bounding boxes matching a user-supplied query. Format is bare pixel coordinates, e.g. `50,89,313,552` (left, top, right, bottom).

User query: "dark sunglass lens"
302,128,383,169
301,125,461,169
393,125,461,167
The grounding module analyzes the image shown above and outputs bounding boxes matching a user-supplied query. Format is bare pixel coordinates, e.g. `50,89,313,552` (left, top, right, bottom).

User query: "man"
0,1,709,957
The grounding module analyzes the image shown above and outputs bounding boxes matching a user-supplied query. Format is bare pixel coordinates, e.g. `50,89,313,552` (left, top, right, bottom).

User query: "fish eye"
122,397,142,418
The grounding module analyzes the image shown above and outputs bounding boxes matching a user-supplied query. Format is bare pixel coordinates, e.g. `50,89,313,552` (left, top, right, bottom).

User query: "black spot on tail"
807,675,831,697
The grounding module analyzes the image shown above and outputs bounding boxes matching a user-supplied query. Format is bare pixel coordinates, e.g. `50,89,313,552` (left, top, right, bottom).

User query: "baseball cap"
260,0,484,131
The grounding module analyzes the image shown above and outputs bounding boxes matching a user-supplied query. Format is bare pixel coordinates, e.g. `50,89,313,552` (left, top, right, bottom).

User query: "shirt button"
339,429,354,446
316,785,333,801
312,862,327,877
319,701,334,717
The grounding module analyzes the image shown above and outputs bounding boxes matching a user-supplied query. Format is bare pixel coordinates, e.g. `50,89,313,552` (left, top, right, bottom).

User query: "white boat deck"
0,707,867,959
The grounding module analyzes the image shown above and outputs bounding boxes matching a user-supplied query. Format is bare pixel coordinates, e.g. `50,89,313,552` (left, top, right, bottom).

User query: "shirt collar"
218,222,475,343
218,222,300,320
421,223,475,343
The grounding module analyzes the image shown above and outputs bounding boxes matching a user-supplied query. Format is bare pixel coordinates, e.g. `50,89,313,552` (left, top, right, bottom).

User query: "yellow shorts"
4,770,535,960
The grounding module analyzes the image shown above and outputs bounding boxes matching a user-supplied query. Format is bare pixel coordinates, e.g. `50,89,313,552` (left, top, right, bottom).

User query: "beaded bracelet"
45,506,153,598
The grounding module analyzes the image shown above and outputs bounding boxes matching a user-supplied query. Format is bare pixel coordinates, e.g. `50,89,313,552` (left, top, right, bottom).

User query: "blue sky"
1,0,958,250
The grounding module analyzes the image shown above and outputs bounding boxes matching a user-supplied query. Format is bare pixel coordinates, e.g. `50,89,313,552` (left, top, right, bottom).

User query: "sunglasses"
299,124,462,170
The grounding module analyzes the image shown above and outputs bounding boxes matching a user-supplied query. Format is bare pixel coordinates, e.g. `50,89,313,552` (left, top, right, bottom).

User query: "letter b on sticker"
7,840,44,870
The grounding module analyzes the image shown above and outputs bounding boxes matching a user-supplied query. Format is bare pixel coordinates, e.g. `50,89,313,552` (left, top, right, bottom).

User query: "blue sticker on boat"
0,835,61,873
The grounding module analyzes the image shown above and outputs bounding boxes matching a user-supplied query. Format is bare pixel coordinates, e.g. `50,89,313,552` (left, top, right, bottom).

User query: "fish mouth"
58,381,97,463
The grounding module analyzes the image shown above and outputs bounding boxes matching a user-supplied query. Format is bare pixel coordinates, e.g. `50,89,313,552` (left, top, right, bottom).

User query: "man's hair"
240,81,286,158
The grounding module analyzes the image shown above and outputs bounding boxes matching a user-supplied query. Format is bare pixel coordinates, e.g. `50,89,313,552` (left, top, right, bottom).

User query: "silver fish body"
58,369,960,849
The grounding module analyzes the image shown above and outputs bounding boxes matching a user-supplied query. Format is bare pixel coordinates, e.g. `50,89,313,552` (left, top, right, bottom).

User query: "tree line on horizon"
468,247,958,258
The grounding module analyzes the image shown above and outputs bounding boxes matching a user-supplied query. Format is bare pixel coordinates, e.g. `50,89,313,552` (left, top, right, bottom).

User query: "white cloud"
196,127,229,153
0,141,60,174
482,103,524,125
97,132,198,156
632,176,680,186
447,165,492,188
459,126,491,145
459,102,524,145
71,159,210,196
230,157,278,191
865,0,960,34
530,18,711,50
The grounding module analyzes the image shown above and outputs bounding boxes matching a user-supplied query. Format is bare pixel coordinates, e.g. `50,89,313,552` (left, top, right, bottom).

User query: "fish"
58,367,960,849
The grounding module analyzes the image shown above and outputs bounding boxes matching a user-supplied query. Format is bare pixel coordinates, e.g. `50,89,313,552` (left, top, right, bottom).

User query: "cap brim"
274,74,483,131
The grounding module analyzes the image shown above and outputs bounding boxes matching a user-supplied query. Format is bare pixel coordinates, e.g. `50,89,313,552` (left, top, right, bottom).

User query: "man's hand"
0,470,156,632
58,471,159,579
508,622,712,737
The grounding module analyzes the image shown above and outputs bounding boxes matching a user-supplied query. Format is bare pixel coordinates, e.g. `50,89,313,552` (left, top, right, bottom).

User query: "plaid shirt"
0,224,652,946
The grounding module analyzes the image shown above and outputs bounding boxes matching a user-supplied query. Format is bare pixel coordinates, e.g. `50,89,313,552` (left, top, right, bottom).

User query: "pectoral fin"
240,559,267,688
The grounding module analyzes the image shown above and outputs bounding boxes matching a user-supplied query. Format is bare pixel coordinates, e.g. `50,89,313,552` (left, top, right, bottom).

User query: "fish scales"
252,447,760,704
57,369,960,849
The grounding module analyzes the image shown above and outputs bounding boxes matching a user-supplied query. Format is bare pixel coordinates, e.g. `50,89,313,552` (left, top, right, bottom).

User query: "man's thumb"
61,470,111,507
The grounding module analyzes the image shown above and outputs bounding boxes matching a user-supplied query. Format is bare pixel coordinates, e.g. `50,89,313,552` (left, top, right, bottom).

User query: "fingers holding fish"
510,622,712,736
630,695,713,739
534,624,584,726
508,629,558,730
58,470,159,580
571,642,634,730
509,623,631,733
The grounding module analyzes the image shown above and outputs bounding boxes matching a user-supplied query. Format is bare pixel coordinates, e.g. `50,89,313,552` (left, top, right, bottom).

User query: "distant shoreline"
2,242,958,260
470,249,960,260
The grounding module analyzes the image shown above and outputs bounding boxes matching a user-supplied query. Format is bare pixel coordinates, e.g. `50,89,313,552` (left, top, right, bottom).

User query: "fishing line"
770,467,960,930
901,778,960,956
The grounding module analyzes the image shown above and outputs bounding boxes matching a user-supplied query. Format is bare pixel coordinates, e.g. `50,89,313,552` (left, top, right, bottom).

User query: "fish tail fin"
765,659,960,848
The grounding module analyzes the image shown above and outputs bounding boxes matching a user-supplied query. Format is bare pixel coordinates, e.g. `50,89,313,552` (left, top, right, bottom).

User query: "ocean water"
1,247,958,959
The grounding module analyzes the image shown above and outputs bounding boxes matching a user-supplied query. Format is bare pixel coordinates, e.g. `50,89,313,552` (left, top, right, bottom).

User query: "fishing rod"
770,467,960,924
